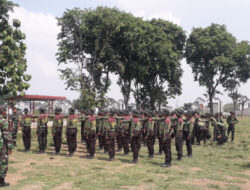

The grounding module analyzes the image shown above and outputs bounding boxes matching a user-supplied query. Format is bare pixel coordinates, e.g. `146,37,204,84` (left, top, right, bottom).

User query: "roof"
6,94,67,101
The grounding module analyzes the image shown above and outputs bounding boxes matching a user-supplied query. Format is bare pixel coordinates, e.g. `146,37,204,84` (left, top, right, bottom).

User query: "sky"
8,0,250,108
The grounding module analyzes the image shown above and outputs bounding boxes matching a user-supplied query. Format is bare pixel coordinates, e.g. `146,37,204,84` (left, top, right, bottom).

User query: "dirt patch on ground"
21,184,43,190
53,182,73,190
184,177,250,190
171,165,184,172
183,179,227,189
189,167,203,173
242,170,250,176
121,183,155,190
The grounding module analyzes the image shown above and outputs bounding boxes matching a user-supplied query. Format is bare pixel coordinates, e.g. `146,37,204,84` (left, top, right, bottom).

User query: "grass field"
6,117,250,190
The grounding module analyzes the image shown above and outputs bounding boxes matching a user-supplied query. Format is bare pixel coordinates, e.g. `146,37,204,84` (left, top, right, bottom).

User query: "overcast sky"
9,0,250,108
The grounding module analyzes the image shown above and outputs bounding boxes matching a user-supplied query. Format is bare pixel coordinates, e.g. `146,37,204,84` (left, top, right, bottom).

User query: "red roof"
7,94,66,101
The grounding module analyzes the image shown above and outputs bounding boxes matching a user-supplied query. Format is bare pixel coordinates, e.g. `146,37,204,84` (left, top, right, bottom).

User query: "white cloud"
9,7,78,100
117,0,181,25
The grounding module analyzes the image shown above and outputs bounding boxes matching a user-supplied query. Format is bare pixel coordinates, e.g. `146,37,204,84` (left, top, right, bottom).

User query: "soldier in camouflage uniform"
66,108,79,156
154,109,172,167
115,110,123,152
155,111,163,155
121,110,131,156
10,107,19,146
84,109,96,159
105,110,116,161
226,111,239,142
144,110,156,158
130,110,142,163
0,107,14,187
183,111,194,157
20,108,32,151
52,107,63,155
37,107,48,153
96,110,104,150
210,115,227,145
175,110,184,160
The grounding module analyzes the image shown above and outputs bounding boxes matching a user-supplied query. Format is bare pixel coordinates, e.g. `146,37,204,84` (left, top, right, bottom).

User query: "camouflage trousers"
175,131,183,159
227,125,235,141
22,126,31,151
163,134,172,163
98,135,104,149
146,132,155,156
116,130,123,151
183,131,192,156
158,135,163,153
131,135,141,160
67,128,77,154
53,127,62,153
12,124,18,146
0,146,9,178
106,132,115,159
37,127,47,152
87,133,96,157
122,131,130,154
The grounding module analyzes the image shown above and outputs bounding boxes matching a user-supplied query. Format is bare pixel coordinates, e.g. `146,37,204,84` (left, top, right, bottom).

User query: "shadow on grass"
240,162,250,169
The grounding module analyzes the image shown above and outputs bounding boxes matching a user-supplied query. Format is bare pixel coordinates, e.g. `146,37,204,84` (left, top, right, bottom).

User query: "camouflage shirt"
0,116,14,150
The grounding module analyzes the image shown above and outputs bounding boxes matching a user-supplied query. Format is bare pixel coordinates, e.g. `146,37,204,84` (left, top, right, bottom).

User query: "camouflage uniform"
226,113,238,142
0,115,14,186
66,112,78,156
116,116,123,152
37,113,48,153
156,110,172,167
84,115,97,158
52,110,63,154
106,115,116,161
130,115,142,163
210,116,227,145
175,116,184,160
121,114,131,155
144,114,156,158
21,112,32,151
183,115,194,157
10,111,19,146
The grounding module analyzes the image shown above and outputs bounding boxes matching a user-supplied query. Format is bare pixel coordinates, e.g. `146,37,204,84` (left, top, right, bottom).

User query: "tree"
0,0,31,96
185,24,250,114
239,96,249,116
134,19,185,110
223,103,240,113
182,103,193,111
228,90,242,113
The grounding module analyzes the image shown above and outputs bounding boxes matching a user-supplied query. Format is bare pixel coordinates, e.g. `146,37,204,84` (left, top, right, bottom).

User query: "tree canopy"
185,24,250,114
57,7,186,110
0,0,31,96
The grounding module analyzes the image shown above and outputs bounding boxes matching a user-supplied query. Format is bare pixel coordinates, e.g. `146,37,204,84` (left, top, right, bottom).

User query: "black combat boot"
156,152,162,155
177,154,182,161
161,162,171,167
0,177,10,187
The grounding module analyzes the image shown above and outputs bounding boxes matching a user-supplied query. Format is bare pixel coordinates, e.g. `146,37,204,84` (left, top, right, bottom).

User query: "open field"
6,117,250,190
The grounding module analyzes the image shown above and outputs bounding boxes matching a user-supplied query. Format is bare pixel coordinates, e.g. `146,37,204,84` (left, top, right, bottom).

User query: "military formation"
0,105,239,187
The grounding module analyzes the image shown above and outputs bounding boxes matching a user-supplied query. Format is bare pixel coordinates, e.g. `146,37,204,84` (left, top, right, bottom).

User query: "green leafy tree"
185,24,250,114
239,96,249,116
137,19,185,110
223,103,240,113
0,0,31,96
182,103,193,111
228,90,242,113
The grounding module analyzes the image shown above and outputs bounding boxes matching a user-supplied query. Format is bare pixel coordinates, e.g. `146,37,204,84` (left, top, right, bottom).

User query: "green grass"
6,117,250,190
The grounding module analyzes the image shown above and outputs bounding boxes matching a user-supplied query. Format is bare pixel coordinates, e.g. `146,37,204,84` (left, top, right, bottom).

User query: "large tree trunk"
233,102,236,113
209,95,213,114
